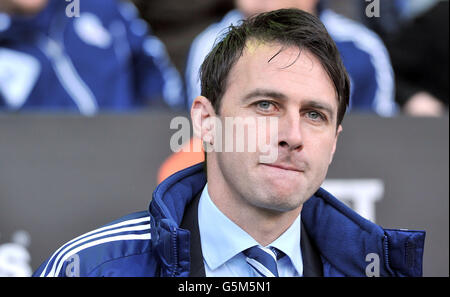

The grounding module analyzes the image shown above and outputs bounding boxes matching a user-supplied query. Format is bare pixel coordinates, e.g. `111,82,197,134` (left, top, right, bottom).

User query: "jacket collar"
148,163,206,276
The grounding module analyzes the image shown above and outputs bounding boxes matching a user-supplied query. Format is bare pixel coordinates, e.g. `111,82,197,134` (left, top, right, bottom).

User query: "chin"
259,198,302,213
264,178,302,197
255,188,305,213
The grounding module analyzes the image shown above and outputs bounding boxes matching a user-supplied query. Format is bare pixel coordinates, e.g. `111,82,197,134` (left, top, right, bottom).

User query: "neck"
206,157,302,246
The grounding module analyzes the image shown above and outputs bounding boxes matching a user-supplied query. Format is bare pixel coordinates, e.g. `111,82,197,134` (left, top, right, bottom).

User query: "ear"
191,96,217,146
329,125,343,165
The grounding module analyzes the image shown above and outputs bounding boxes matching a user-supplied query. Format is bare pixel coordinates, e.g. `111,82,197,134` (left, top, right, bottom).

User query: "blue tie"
243,246,284,277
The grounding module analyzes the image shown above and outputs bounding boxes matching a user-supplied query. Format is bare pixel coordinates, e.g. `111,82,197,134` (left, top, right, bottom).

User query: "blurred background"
0,0,448,276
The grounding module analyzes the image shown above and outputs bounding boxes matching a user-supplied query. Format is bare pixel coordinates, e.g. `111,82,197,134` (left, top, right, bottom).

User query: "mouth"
260,163,304,173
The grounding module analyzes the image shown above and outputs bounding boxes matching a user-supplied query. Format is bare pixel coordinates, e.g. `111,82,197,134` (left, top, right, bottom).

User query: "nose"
277,111,303,152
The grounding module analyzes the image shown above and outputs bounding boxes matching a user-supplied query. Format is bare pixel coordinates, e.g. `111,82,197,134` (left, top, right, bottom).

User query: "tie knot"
243,246,284,277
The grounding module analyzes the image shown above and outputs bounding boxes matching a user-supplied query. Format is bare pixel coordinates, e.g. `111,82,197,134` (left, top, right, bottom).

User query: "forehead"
224,40,338,110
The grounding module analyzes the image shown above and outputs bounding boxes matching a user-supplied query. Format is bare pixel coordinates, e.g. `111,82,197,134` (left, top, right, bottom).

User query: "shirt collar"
269,214,303,276
198,184,257,270
198,183,303,275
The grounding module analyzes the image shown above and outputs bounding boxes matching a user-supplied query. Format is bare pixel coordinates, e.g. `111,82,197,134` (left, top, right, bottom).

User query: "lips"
260,163,304,173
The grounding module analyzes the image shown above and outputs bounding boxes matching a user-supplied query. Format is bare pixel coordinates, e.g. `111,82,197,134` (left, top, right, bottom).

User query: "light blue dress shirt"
198,184,303,277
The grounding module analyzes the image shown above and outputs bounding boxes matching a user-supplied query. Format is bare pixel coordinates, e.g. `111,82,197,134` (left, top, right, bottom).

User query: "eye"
255,100,277,112
305,110,325,121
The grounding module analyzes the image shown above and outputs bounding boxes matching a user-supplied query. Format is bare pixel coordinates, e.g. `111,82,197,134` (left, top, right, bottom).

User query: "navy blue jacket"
33,163,425,277
0,0,184,114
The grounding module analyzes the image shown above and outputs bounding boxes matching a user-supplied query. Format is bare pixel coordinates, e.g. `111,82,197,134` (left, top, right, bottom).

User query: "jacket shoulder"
303,187,425,276
33,211,155,277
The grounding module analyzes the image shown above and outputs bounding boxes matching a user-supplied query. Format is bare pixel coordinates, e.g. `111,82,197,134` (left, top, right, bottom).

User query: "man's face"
211,41,341,213
236,0,319,18
0,0,48,15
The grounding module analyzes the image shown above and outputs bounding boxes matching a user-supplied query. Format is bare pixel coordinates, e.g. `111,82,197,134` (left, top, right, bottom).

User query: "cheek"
254,117,279,159
220,117,278,156
308,135,337,167
217,151,255,174
216,151,261,196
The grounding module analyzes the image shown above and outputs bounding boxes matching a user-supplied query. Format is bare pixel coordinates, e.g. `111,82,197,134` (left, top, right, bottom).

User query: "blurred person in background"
0,0,185,115
379,0,448,116
185,0,398,117
361,0,443,38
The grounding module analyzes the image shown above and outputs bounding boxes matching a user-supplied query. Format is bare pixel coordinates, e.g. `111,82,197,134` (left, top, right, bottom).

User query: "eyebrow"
242,89,288,103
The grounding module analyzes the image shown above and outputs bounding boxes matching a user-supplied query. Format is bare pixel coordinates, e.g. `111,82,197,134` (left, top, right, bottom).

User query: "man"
0,0,184,114
33,9,425,277
186,0,397,116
